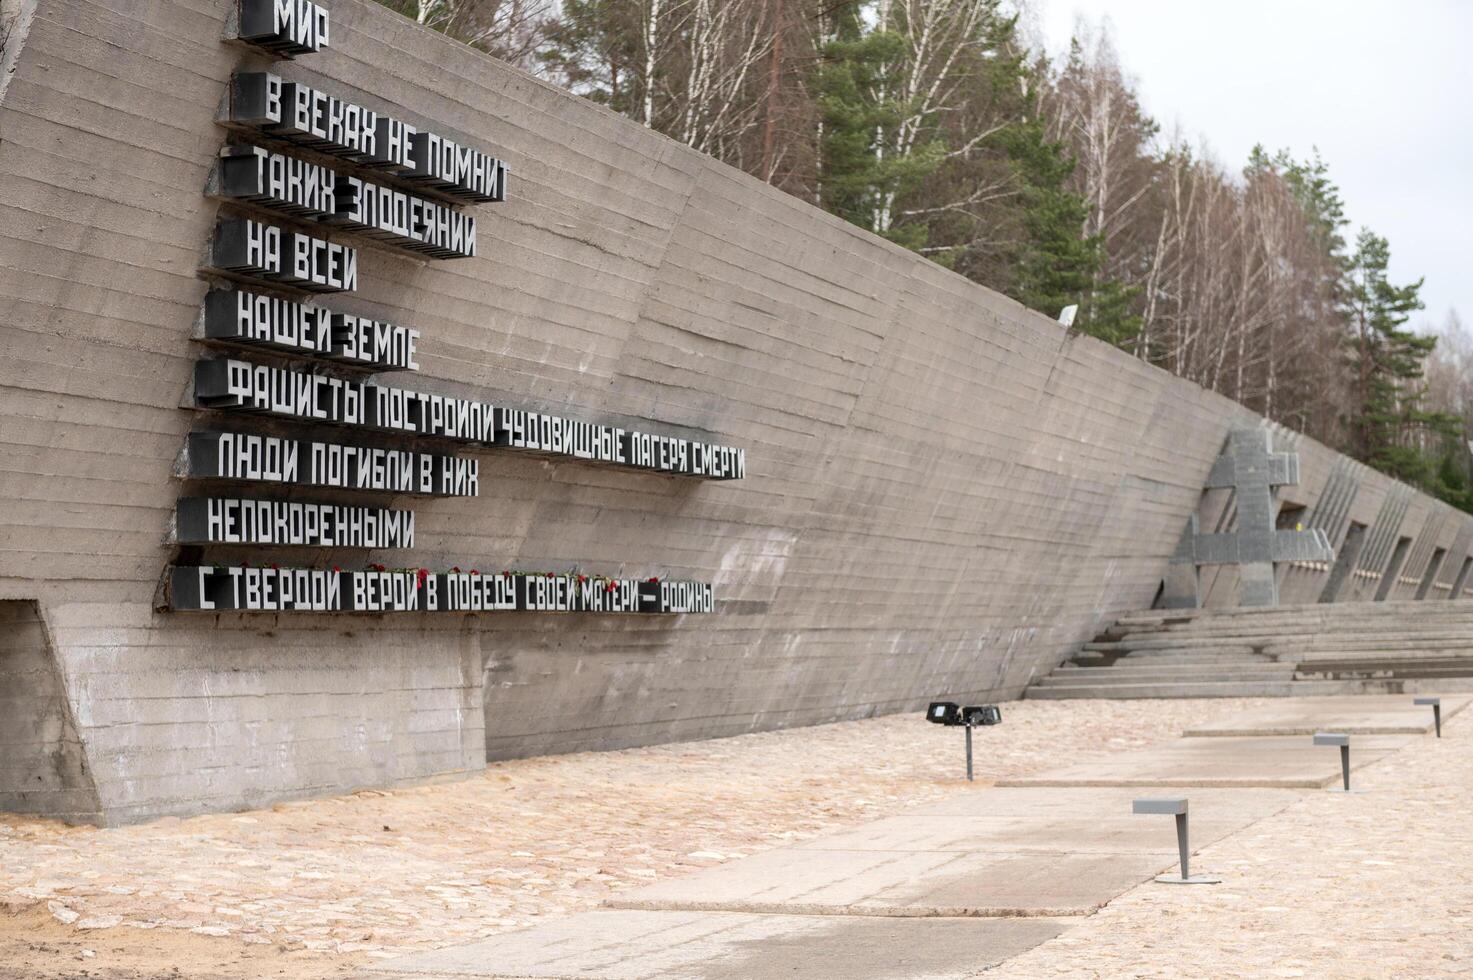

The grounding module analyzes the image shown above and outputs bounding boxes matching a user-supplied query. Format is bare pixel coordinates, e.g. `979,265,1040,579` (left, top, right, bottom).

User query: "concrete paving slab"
996,735,1415,788
1182,694,1471,736
800,787,1300,855
360,909,1071,980
606,847,1167,917
603,788,1294,917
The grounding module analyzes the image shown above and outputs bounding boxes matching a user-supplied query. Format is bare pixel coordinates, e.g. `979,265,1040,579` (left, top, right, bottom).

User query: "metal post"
1175,811,1190,881
1133,797,1221,884
1314,733,1352,792
965,724,974,782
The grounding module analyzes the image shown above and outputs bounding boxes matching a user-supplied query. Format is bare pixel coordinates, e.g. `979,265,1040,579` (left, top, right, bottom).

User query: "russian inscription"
228,72,507,203
210,218,358,292
176,497,416,548
185,431,479,497
176,0,726,614
192,359,746,479
236,0,330,56
203,290,420,370
170,567,715,614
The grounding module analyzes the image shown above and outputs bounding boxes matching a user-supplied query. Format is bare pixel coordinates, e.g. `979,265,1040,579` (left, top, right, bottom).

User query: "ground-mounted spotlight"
926,702,962,726
961,705,1003,727
925,701,1002,781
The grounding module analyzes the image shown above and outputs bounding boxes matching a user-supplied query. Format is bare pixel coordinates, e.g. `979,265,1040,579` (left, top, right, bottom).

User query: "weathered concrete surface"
605,787,1295,917
3,0,1473,823
998,735,1414,788
608,849,1166,918
793,786,1302,855
359,909,1071,980
0,602,99,823
1183,694,1471,736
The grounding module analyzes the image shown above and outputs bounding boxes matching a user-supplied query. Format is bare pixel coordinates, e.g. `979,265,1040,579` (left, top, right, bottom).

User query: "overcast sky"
1032,0,1471,333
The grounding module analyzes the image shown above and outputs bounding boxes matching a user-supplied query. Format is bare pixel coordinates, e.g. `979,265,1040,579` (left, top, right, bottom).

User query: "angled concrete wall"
0,602,100,822
1,0,1470,824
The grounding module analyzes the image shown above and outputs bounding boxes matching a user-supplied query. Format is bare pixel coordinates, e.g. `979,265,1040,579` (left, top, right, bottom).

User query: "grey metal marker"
1132,797,1221,884
1414,697,1442,738
1313,733,1352,791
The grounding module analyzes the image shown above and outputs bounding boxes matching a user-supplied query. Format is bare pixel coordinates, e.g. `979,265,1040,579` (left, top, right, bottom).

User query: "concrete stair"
1027,600,1473,699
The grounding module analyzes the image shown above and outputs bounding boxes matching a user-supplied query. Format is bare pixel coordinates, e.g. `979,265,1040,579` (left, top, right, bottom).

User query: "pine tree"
814,3,1117,333
814,13,943,251
1344,229,1459,485
1000,118,1104,331
538,1,643,115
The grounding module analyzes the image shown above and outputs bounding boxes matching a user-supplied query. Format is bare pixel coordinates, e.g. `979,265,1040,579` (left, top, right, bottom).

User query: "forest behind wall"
382,0,1473,513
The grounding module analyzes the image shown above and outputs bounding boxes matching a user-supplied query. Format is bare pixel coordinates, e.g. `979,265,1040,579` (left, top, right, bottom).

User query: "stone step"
1115,600,1473,624
1054,661,1297,676
1041,604,1473,702
1113,625,1473,645
1027,676,1473,699
1302,648,1473,666
1115,614,1473,635
1294,659,1473,680
1112,622,1473,641
1080,650,1280,664
1026,680,1311,699
1101,630,1473,654
1036,669,1296,686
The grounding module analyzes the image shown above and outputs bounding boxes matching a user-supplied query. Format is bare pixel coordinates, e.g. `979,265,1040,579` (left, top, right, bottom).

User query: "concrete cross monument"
1164,427,1334,607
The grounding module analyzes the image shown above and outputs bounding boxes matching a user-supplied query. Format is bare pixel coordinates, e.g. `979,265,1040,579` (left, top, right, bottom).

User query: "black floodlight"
928,700,1002,781
926,701,962,726
962,705,1002,727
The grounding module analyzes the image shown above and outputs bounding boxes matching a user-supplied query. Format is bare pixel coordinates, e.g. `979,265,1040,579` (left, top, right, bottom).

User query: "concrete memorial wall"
1,0,1471,824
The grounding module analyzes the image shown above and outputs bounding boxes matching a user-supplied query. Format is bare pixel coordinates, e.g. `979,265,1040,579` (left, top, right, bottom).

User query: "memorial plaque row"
193,358,747,479
238,0,329,56
186,430,478,497
176,496,416,548
170,566,715,614
228,71,505,204
181,0,724,614
209,217,357,293
204,288,420,371
217,144,478,259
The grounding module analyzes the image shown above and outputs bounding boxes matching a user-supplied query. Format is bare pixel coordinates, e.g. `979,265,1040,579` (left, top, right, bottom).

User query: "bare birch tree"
868,0,1011,236
380,0,552,68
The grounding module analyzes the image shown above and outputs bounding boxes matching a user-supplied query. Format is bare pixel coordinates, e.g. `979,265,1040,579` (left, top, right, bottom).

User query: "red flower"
577,575,587,583
605,581,616,592
546,572,555,579
470,569,480,576
647,577,660,584
270,563,280,571
416,568,429,585
372,563,386,573
332,566,341,574
452,566,462,574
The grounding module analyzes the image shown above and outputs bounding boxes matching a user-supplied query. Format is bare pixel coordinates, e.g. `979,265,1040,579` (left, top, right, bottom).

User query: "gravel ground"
996,706,1473,979
0,698,1270,977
